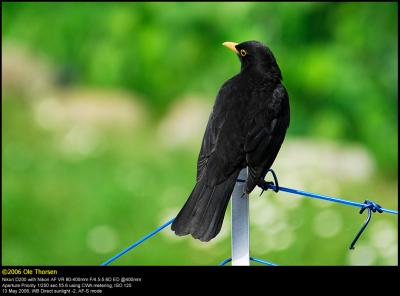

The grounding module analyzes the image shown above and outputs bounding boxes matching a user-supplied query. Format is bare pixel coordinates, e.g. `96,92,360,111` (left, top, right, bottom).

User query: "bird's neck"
241,64,282,82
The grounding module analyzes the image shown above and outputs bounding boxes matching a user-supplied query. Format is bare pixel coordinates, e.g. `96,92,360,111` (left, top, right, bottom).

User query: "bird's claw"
258,169,280,196
259,181,275,196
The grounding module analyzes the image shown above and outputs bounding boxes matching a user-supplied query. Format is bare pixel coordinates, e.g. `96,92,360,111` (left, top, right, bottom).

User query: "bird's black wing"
196,78,244,185
244,83,290,193
196,109,220,182
171,78,245,241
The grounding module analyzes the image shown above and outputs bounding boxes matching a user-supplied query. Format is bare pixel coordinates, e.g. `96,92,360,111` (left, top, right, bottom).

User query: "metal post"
231,167,249,266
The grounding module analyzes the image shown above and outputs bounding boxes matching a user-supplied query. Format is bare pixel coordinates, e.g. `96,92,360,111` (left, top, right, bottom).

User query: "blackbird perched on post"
171,41,290,242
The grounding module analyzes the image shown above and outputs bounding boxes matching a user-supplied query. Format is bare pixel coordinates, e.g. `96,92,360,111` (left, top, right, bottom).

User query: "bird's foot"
258,181,275,196
258,169,280,196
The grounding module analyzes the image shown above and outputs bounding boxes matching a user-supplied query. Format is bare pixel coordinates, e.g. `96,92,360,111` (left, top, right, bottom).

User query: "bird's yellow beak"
222,42,239,54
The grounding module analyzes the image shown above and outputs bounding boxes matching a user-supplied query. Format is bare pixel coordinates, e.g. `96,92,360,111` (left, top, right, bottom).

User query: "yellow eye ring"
240,49,247,57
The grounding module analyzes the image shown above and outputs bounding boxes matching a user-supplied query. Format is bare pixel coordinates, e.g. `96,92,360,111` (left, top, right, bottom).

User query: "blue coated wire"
267,184,398,215
250,257,278,266
219,258,232,266
219,257,278,266
101,184,397,266
101,218,175,266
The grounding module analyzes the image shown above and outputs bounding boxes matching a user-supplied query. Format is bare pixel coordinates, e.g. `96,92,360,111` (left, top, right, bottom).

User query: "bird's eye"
240,49,247,57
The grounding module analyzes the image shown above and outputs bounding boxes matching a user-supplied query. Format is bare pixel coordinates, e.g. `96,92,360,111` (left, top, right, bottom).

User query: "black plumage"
171,40,290,242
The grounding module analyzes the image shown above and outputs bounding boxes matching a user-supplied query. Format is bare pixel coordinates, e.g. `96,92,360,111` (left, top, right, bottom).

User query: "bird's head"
222,40,282,79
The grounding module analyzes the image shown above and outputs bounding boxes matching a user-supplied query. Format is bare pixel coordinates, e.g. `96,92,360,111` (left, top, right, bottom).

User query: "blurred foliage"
2,2,398,175
2,97,398,266
2,2,398,266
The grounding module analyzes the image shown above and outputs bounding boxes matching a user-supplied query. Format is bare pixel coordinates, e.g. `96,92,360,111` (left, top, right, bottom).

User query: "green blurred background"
2,2,398,266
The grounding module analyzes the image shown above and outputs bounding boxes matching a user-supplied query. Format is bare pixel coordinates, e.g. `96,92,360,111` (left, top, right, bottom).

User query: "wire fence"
101,182,398,266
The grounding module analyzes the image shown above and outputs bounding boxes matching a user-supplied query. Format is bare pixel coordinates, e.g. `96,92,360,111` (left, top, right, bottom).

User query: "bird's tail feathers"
171,171,239,242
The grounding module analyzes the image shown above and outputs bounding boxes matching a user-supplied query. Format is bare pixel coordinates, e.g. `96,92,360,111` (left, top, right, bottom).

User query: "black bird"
171,40,290,242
